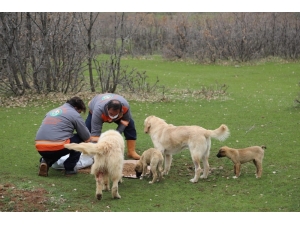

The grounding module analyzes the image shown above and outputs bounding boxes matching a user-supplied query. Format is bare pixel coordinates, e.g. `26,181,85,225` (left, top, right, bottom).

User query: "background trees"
1,12,299,96
0,12,87,95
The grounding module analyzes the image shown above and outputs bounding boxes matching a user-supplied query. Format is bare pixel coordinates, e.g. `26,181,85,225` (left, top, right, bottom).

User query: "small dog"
64,129,124,200
216,145,266,178
135,148,164,184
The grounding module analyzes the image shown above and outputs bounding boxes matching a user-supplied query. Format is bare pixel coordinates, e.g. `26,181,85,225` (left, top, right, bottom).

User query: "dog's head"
216,146,229,158
144,116,154,134
143,115,166,134
134,161,143,178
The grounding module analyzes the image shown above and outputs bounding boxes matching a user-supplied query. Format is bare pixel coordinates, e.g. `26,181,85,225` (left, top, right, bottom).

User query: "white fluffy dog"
64,129,124,200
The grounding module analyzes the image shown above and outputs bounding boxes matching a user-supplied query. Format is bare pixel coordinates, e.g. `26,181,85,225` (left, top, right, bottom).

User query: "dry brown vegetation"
1,12,299,96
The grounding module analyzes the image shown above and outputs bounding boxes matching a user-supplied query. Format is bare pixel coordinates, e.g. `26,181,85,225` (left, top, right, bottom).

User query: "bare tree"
0,12,89,95
2,12,300,97
93,12,126,93
156,12,300,63
162,13,192,59
79,12,99,92
0,12,28,95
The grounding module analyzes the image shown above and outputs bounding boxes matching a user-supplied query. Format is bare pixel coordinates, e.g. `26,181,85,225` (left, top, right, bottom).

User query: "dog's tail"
64,142,111,156
205,124,230,141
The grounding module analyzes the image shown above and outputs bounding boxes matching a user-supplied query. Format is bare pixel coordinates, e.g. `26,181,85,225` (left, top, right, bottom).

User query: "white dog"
64,129,124,200
144,115,230,183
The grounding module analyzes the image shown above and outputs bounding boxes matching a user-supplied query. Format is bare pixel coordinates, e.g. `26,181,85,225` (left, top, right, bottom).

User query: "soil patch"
0,183,48,212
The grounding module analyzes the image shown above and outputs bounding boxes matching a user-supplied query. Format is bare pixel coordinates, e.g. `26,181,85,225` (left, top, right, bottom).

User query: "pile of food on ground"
78,160,140,178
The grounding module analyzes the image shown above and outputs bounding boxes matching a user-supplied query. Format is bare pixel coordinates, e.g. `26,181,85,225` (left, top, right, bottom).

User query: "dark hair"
67,96,86,113
107,100,122,111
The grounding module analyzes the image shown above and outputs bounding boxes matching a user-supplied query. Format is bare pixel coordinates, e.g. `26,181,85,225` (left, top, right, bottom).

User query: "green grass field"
0,56,299,213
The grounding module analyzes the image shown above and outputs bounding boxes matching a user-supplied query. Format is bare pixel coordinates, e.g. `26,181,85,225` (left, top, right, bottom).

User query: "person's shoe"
38,159,48,177
65,168,78,176
126,140,140,160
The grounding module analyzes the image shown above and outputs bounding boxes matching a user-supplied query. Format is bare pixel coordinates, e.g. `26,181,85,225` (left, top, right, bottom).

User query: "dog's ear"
135,163,143,178
144,118,151,133
135,162,142,171
220,146,228,152
216,147,226,158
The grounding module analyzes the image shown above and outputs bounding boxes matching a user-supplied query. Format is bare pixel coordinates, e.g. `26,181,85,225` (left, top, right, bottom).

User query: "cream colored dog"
216,145,266,178
64,129,124,200
144,115,230,183
135,148,164,184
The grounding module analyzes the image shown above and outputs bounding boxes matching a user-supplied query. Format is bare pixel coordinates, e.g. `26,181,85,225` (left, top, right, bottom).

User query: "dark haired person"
35,96,91,177
85,93,140,160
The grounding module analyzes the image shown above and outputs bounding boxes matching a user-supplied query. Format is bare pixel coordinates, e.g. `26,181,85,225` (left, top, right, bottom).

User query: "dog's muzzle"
216,153,223,158
135,171,142,178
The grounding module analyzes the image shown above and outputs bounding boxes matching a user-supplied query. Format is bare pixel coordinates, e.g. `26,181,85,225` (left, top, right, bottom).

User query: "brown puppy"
135,148,164,184
216,145,266,178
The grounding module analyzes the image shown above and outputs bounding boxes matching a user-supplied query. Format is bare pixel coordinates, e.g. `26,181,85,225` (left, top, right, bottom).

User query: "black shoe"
65,168,78,176
38,158,48,177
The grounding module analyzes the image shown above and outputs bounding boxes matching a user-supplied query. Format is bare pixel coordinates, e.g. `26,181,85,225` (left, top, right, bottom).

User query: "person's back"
36,103,89,143
35,96,91,177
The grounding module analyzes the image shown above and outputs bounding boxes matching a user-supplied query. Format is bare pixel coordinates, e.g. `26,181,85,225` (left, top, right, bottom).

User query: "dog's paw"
96,193,102,200
113,194,121,199
190,178,198,183
149,181,153,184
200,175,207,179
232,176,238,179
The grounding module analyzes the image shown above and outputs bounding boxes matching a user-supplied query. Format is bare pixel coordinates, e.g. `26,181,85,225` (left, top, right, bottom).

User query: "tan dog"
216,145,266,178
135,148,164,184
64,129,124,200
144,115,230,183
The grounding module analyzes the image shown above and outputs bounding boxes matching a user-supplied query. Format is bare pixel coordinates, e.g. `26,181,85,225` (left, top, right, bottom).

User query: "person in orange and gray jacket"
35,96,91,177
85,93,140,160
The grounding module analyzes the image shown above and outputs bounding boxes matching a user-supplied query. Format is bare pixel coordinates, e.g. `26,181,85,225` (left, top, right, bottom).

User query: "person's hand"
90,136,99,142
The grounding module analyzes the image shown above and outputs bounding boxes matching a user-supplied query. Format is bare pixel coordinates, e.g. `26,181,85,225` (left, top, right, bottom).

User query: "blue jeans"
38,134,83,171
85,112,137,140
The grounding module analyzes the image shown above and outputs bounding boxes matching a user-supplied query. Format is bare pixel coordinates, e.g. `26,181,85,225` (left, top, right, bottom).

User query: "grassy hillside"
0,56,299,214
